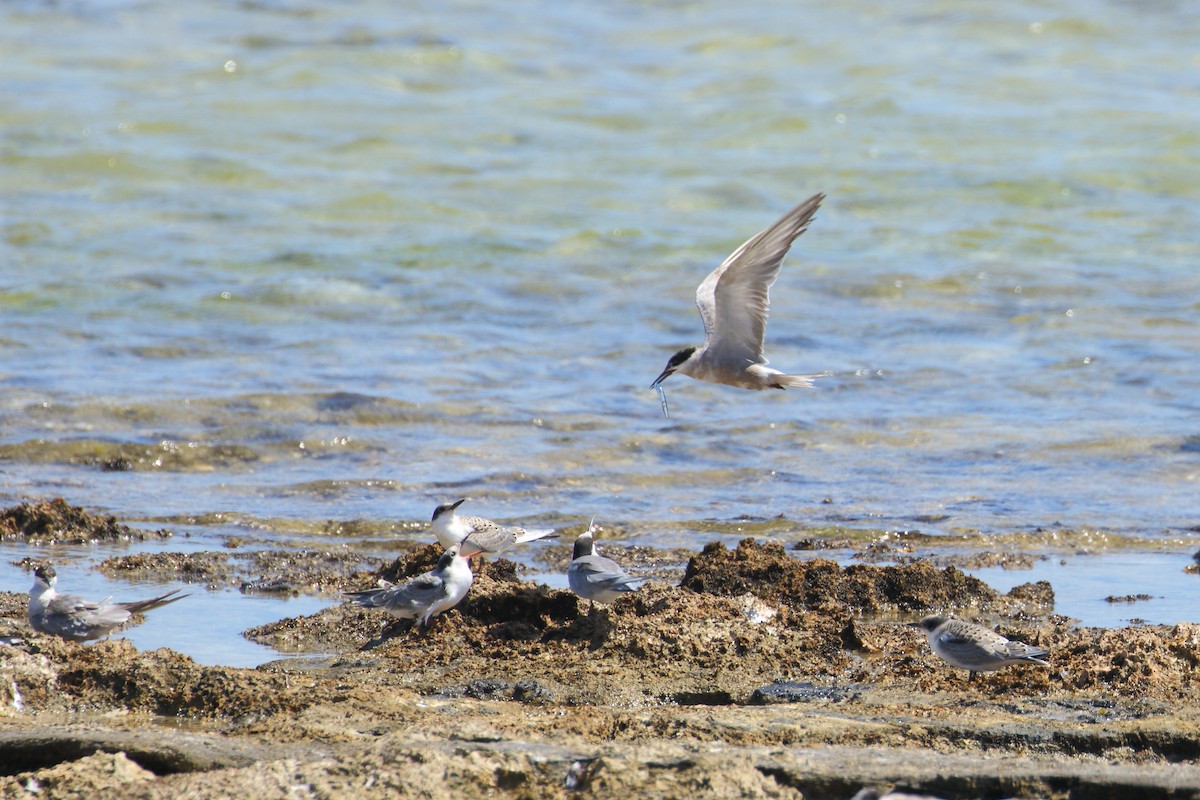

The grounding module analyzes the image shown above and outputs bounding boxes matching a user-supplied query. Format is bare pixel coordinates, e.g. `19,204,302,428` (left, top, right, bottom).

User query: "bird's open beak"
649,366,674,389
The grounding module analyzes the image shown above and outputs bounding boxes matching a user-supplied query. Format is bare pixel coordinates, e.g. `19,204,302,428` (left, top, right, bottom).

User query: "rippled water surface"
2,0,1198,663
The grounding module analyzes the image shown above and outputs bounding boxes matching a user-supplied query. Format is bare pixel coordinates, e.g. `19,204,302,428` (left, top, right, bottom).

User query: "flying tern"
651,193,827,416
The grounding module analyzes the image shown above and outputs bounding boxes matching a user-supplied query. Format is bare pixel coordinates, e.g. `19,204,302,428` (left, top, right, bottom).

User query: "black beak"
650,366,673,389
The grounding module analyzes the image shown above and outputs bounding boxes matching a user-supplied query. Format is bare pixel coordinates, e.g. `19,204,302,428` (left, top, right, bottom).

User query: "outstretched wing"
696,194,823,365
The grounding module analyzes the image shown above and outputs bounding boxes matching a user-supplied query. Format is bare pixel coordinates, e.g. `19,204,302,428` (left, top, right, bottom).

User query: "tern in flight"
650,193,827,417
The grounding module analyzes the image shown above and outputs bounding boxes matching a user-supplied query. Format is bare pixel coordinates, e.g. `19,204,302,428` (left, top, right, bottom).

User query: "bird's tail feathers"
515,527,557,545
122,589,188,615
772,372,828,390
1018,646,1050,666
345,588,387,606
1007,641,1050,665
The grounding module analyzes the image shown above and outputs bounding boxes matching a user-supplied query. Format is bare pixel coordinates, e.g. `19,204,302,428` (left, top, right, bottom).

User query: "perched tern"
27,565,187,642
915,615,1050,680
430,498,556,557
651,193,828,415
568,524,644,606
345,544,477,628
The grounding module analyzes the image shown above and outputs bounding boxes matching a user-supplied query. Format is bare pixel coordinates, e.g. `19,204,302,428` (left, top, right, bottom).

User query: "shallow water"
2,0,1198,664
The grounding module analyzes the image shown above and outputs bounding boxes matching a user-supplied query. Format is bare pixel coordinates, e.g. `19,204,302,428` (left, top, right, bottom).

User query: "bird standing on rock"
914,615,1050,680
430,498,556,558
27,565,187,642
345,543,479,629
650,193,829,417
568,523,644,607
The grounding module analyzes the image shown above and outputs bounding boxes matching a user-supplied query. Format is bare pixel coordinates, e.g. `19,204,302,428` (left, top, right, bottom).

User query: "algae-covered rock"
0,498,169,544
680,538,997,613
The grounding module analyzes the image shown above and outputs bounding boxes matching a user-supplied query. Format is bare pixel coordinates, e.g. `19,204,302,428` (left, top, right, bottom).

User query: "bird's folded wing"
46,594,129,632
389,573,446,604
47,594,101,617
936,630,987,653
578,557,640,587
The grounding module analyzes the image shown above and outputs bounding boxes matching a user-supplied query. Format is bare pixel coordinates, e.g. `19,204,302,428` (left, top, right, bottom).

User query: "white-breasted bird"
27,565,187,642
568,524,644,606
430,498,556,557
651,193,828,411
345,543,478,628
915,615,1050,680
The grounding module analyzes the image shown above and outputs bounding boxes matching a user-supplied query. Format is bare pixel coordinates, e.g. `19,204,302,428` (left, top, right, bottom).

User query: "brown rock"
0,499,169,544
680,538,997,613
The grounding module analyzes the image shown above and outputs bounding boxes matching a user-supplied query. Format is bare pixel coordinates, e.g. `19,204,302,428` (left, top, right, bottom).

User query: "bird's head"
913,615,945,633
572,524,596,560
33,565,57,588
651,346,698,388
432,498,467,522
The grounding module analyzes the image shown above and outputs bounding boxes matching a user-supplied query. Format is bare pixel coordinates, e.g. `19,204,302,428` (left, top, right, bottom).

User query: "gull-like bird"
345,543,478,628
27,565,187,642
568,523,644,606
430,498,556,557
915,615,1050,680
651,193,827,415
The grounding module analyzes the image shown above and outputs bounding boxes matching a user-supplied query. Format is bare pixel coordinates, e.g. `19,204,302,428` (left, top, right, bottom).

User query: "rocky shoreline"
1,500,1199,798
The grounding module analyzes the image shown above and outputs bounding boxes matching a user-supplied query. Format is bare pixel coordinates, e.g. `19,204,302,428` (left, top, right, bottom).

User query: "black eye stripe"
669,347,696,367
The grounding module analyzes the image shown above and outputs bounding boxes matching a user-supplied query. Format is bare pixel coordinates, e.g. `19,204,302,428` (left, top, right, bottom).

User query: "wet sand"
2,500,1199,798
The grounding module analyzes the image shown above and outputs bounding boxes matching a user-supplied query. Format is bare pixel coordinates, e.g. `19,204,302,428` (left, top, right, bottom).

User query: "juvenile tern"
915,615,1050,680
568,524,644,606
27,565,187,643
651,193,827,415
430,498,556,556
345,543,477,628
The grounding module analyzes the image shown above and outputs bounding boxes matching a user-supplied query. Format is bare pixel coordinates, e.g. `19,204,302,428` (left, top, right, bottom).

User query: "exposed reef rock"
3,525,1200,799
0,498,170,544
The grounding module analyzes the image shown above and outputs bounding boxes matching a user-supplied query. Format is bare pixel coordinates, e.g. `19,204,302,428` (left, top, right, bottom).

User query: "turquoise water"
2,0,1198,663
